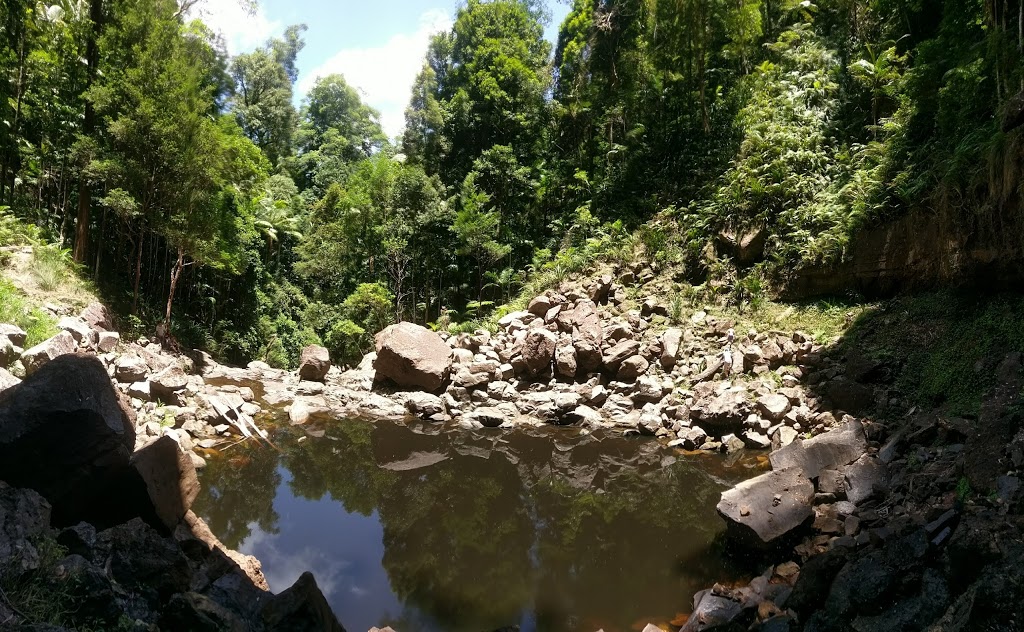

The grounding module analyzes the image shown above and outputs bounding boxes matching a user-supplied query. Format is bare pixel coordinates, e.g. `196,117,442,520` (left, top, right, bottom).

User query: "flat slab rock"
769,419,867,479
717,467,815,547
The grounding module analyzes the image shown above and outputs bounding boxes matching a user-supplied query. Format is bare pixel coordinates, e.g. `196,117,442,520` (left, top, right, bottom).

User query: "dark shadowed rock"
717,467,815,547
129,436,199,530
373,323,452,391
160,592,246,632
0,354,137,525
260,571,347,632
769,420,867,479
0,482,51,574
298,345,331,382
825,378,874,414
94,517,191,604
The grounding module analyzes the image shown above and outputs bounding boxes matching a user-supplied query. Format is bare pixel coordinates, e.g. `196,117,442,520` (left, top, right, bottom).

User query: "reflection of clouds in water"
237,496,404,631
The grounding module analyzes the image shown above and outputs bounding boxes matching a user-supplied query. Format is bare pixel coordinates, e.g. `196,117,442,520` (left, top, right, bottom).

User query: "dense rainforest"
1,0,1022,368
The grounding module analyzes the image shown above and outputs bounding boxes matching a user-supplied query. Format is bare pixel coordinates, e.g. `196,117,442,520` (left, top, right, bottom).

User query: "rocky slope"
1,260,1022,631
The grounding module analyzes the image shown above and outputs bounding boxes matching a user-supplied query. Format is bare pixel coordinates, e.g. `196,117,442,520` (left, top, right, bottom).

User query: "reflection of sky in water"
238,466,404,632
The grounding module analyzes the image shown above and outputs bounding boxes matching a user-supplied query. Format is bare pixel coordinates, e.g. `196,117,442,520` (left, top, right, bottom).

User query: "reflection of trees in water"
282,422,399,516
195,447,283,550
199,421,756,632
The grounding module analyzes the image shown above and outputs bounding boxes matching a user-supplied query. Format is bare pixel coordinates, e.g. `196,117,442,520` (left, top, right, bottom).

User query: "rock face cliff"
786,201,1024,298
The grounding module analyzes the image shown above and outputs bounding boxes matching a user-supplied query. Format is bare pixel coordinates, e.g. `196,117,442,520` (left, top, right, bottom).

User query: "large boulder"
260,571,347,632
661,328,683,368
0,354,137,526
373,323,452,392
769,419,867,479
571,302,604,373
522,328,557,376
129,435,200,530
149,365,189,404
690,385,753,431
298,345,331,382
20,331,77,375
717,467,815,547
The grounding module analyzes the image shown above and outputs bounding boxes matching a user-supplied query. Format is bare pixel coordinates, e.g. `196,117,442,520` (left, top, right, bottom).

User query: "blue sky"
192,0,571,139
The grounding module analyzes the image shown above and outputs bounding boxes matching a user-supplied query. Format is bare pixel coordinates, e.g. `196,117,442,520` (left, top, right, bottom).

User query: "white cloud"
188,0,281,55
298,9,453,141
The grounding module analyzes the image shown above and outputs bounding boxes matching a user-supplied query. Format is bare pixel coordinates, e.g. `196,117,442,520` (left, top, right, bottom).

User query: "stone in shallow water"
379,451,449,472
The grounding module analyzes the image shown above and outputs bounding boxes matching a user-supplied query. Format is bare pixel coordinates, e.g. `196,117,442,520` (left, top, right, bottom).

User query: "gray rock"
743,430,772,449
0,335,19,366
661,328,683,368
0,367,20,393
617,355,649,382
57,316,94,345
128,381,152,401
79,302,113,331
21,331,77,375
527,294,554,316
0,324,28,347
405,392,445,418
96,331,120,353
149,365,188,403
115,354,149,383
690,385,752,430
466,406,508,428
374,323,453,391
602,339,641,372
769,419,867,479
772,426,800,450
757,393,792,422
129,435,199,530
297,345,331,382
841,454,887,504
522,328,557,376
679,426,708,450
680,590,743,632
260,571,346,632
717,467,815,546
555,341,577,378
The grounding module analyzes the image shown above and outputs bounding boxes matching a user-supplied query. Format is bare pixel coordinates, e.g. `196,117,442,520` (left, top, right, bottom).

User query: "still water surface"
193,418,763,632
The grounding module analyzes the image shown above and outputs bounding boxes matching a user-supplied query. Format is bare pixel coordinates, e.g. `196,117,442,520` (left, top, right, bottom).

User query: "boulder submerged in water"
373,323,452,392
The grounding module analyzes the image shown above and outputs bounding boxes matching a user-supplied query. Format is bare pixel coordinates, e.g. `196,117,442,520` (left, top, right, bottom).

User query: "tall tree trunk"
73,0,103,263
132,224,144,314
165,247,184,326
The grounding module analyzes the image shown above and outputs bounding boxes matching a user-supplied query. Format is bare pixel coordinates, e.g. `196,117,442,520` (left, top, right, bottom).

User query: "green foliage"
29,245,73,292
0,278,58,349
956,476,972,502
